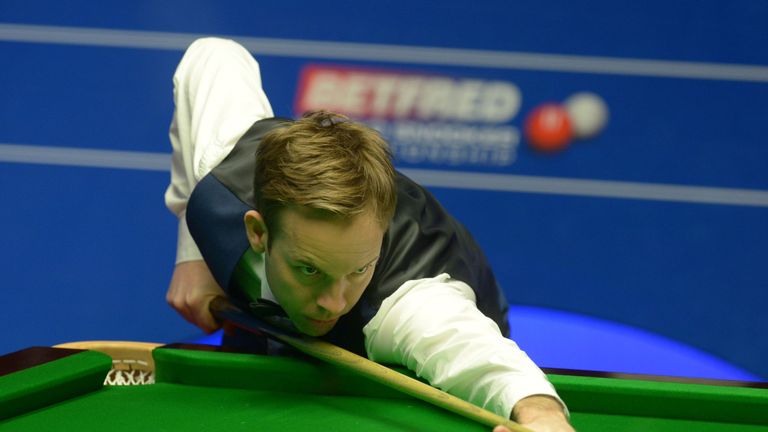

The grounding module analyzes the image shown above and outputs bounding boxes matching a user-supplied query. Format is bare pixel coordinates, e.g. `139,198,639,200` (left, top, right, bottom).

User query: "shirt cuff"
175,210,203,264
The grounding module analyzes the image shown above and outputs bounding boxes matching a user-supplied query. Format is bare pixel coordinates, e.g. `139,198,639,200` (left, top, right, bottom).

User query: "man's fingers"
170,297,197,327
166,286,206,330
193,296,222,333
172,293,218,332
166,260,226,333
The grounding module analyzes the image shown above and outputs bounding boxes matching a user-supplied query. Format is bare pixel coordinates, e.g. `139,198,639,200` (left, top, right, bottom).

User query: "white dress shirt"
165,37,564,419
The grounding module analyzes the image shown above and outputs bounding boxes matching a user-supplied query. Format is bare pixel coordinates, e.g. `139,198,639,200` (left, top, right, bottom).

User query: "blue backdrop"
1,0,766,379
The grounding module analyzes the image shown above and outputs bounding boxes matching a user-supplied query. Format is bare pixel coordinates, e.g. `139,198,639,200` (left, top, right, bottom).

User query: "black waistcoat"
186,118,509,355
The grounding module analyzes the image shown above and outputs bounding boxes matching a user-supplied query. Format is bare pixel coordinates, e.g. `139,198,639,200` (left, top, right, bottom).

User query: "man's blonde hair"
254,111,397,235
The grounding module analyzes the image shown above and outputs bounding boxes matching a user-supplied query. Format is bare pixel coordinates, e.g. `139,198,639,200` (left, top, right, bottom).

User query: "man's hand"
166,260,226,333
493,395,575,432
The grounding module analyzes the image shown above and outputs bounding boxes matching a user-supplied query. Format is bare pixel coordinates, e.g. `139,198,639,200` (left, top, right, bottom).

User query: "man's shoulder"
244,117,294,135
392,171,446,218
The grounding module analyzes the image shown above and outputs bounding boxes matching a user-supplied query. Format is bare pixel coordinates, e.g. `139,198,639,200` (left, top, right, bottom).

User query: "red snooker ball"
524,103,574,153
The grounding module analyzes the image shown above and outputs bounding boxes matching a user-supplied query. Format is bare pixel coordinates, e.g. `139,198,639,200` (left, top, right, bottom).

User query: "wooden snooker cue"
210,297,532,432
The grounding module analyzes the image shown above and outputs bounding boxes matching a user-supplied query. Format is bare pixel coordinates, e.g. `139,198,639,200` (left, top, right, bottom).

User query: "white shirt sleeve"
363,274,566,419
164,37,274,263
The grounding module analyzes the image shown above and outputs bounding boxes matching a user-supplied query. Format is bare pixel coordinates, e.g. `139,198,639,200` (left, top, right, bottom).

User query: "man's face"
263,207,384,336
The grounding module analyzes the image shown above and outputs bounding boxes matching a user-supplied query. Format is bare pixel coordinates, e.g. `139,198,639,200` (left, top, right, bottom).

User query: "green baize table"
1,344,767,431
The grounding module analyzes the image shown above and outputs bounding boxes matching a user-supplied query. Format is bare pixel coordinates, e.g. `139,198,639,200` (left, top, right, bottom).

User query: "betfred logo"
295,65,523,167
295,65,522,123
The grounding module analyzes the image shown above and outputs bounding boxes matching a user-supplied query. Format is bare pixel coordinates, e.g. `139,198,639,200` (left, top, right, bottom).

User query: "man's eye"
298,266,318,276
354,265,370,275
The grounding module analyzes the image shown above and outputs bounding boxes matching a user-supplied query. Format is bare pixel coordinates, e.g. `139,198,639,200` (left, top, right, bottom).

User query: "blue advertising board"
1,0,766,379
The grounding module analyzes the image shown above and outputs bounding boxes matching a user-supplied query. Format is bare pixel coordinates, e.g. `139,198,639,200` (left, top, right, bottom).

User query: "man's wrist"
176,214,204,263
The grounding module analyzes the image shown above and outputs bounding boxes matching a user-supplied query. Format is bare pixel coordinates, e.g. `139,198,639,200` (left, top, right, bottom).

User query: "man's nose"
316,279,348,315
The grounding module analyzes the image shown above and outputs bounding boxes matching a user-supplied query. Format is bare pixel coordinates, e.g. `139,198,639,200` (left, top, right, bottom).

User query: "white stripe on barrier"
400,168,768,208
1,23,767,82
2,143,767,207
0,143,170,171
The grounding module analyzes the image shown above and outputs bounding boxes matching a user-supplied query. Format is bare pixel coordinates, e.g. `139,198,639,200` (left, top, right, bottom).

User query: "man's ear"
244,210,268,253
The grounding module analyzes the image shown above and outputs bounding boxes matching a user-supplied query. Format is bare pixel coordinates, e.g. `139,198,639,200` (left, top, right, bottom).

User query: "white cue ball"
564,92,609,139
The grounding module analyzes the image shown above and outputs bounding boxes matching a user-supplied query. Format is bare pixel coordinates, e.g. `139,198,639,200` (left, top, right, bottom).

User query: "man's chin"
297,317,339,336
301,328,331,337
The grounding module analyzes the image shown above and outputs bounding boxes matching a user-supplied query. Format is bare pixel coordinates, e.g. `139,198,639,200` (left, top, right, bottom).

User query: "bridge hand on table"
494,395,575,432
494,418,575,432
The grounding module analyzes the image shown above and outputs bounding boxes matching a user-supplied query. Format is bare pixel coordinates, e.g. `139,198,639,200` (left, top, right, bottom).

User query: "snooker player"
164,38,574,432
